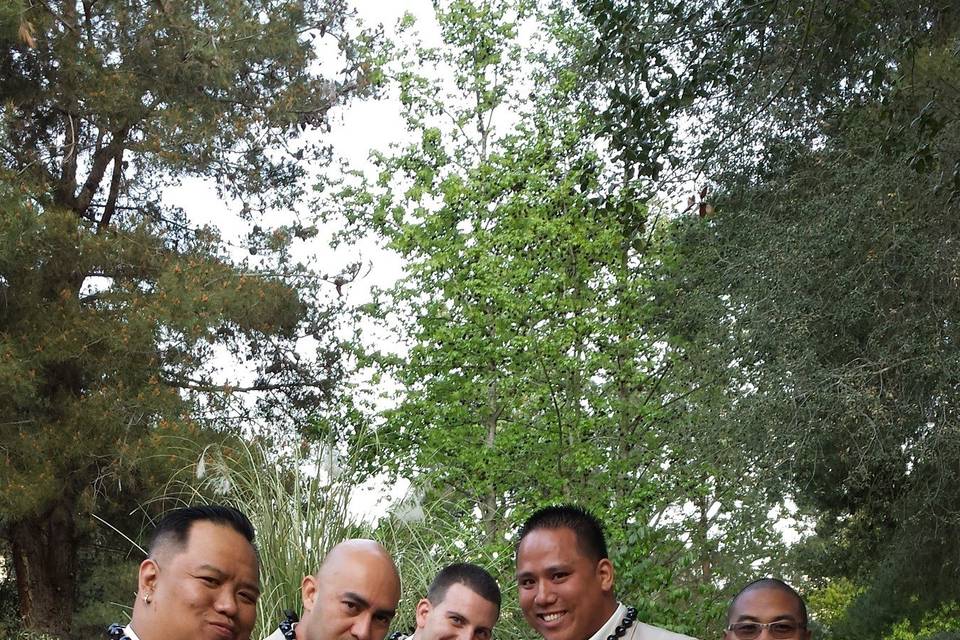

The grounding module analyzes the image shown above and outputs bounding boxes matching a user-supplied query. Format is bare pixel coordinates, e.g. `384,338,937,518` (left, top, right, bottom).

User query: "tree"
0,1,379,635
642,3,960,635
324,2,791,635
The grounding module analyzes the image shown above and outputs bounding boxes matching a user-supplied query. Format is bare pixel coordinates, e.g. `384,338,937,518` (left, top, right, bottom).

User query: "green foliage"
573,0,952,185
1,0,381,210
0,0,380,636
652,3,960,637
807,578,864,639
324,2,793,638
883,603,960,640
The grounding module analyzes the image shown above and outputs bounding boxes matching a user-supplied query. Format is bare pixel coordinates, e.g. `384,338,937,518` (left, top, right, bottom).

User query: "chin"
539,627,570,640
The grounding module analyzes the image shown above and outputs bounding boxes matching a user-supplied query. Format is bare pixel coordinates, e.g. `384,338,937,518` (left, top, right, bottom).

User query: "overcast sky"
159,2,448,519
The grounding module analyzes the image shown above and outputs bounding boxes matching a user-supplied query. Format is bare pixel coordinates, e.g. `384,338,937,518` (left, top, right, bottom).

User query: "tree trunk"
9,500,77,638
694,492,713,584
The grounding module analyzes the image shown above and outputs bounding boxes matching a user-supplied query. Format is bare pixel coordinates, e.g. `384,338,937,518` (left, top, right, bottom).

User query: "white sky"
162,2,445,520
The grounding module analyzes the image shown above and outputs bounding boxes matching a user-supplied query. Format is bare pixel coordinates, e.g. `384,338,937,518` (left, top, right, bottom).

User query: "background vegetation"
1,1,957,639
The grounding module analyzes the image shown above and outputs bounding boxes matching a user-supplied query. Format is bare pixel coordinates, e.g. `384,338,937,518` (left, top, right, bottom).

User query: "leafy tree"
325,2,791,635
884,603,960,640
571,0,954,185
651,4,960,635
564,1,960,634
0,1,379,635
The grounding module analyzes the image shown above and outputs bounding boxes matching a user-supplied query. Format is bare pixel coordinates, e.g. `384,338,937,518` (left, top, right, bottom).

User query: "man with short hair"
263,539,401,640
515,505,696,640
108,504,261,640
724,578,810,640
393,562,501,640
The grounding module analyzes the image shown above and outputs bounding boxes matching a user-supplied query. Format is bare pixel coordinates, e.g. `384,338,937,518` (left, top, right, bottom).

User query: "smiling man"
724,579,810,640
108,504,261,640
263,539,401,640
396,563,501,640
515,505,696,640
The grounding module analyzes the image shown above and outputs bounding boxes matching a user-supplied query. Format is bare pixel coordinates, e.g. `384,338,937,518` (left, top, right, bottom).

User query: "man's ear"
596,558,615,592
415,598,432,629
138,558,159,594
301,574,318,613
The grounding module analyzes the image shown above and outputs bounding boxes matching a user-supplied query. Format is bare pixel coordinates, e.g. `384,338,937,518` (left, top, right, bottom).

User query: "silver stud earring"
142,592,151,604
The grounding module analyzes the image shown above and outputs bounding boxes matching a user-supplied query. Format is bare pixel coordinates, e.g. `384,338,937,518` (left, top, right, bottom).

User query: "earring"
142,592,152,604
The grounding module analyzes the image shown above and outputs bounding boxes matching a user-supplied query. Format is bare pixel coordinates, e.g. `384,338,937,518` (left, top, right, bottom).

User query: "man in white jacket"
515,505,696,640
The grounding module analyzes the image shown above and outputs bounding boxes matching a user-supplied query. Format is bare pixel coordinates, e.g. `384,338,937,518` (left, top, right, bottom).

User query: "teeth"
542,613,564,622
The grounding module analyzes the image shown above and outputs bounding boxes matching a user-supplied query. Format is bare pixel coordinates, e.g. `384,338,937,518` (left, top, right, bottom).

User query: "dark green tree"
615,2,960,635
0,1,380,635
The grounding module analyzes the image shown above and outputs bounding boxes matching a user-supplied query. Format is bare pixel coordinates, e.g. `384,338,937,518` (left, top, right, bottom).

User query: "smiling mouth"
538,612,566,623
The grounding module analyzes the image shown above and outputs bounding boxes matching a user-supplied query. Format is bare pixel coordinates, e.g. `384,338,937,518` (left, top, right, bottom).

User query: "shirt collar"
585,603,627,640
124,625,142,640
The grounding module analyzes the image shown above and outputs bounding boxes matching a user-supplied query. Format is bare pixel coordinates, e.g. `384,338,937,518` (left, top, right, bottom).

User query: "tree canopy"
3,1,958,639
0,0,379,635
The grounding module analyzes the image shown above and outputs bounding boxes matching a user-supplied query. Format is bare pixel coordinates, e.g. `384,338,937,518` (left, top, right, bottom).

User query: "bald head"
297,539,401,640
317,539,399,583
727,578,807,626
725,579,810,640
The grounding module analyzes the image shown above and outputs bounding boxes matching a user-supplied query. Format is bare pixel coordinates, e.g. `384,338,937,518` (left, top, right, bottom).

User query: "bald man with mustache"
263,539,401,640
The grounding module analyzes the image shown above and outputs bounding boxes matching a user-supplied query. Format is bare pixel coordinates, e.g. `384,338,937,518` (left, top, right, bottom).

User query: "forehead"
168,521,259,582
730,587,803,621
517,527,588,568
322,550,400,603
436,583,499,625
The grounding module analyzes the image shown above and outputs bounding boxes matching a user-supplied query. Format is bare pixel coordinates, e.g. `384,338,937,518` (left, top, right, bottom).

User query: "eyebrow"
734,615,798,622
517,563,570,576
447,610,491,630
343,591,397,619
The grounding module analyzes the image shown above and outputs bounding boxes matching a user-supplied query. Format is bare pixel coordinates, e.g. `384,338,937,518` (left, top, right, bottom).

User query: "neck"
600,600,619,624
585,600,621,638
128,603,151,639
127,614,149,640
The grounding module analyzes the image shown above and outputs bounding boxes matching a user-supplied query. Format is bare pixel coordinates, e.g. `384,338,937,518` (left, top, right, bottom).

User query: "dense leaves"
629,1,960,637
325,2,792,637
0,1,378,636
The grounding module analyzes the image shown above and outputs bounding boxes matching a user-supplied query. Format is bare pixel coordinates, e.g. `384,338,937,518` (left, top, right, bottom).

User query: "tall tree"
325,2,790,635
0,1,378,635
582,1,960,634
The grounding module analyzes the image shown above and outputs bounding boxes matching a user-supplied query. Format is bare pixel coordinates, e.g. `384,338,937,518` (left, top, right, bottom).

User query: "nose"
213,588,239,617
350,613,374,640
534,580,556,606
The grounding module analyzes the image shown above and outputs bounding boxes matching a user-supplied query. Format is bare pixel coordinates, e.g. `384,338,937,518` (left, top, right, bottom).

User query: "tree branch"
39,0,79,34
99,147,124,231
163,374,320,393
74,127,128,219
